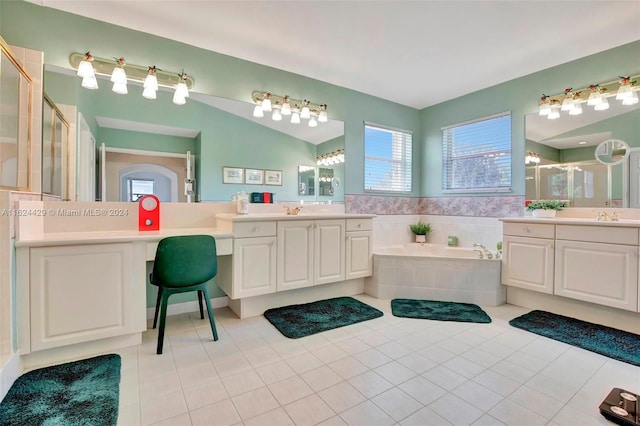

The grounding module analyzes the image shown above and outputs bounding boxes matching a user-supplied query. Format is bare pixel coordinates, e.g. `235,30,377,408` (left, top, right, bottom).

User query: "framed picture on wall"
222,166,244,184
264,169,283,186
245,168,264,185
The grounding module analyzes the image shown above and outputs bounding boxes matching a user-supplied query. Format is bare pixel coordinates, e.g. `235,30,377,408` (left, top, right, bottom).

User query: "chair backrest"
152,235,217,287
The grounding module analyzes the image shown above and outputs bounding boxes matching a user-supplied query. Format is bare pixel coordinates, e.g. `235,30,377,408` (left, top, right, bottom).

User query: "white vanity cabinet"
21,242,145,352
345,218,373,280
502,222,555,294
277,219,345,291
554,225,639,311
229,221,277,298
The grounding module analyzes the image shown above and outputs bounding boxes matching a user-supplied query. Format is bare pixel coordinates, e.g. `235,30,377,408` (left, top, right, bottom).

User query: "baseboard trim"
145,295,229,320
0,352,22,401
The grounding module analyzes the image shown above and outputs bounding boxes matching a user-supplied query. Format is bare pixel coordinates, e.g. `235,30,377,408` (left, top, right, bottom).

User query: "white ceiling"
27,0,640,110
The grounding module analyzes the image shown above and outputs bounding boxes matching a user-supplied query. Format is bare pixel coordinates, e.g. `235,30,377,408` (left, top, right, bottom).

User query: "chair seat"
150,235,219,354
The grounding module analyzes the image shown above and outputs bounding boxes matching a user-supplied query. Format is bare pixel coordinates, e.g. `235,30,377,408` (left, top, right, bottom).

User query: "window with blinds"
364,123,412,193
442,112,511,193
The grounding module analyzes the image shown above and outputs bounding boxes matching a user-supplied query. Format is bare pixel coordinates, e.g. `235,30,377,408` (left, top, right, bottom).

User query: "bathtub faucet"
473,243,493,259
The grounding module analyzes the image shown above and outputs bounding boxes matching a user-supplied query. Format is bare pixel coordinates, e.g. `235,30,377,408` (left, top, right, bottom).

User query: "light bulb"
110,67,127,84
561,96,574,111
569,103,582,115
142,87,157,100
175,81,189,99
81,75,98,90
308,117,318,127
301,105,311,119
318,110,328,123
538,103,551,116
144,74,158,91
622,91,639,105
587,91,602,106
547,108,560,120
616,82,633,100
253,103,264,118
291,111,301,124
262,94,272,112
112,81,128,95
173,93,186,105
272,109,282,121
77,60,94,78
281,99,291,115
594,97,610,111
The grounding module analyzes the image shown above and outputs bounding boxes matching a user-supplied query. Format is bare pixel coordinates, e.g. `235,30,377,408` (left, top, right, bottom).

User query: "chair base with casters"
149,234,220,355
153,283,218,354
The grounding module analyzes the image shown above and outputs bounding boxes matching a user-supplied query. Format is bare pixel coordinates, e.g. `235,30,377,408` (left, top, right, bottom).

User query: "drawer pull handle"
523,227,530,233
252,227,258,233
357,223,362,228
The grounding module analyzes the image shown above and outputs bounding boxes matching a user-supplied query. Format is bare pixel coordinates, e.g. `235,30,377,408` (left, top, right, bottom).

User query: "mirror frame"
595,139,630,166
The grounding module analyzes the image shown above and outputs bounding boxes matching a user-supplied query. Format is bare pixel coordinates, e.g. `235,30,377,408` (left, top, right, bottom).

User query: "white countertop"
500,217,640,227
15,227,233,247
215,213,376,222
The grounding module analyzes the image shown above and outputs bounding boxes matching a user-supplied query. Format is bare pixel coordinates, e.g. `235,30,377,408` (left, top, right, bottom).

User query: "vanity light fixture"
538,73,639,120
69,52,195,105
316,149,345,166
525,151,541,164
252,91,328,126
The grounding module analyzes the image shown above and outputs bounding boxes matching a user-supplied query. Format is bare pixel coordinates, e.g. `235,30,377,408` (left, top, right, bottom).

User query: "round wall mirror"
595,139,630,165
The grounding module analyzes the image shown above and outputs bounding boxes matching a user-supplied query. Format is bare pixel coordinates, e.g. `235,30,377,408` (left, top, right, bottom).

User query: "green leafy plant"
526,200,567,211
409,220,432,235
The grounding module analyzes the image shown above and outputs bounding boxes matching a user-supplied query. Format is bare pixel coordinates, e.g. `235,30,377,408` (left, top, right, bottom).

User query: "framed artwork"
264,169,283,186
222,166,244,184
245,168,264,185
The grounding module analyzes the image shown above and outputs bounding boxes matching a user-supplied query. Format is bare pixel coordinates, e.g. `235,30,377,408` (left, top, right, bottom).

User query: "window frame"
363,121,413,194
441,111,512,194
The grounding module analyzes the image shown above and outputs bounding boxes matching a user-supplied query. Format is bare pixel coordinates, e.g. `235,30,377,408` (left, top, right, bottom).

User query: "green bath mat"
264,296,384,338
391,299,492,323
510,310,640,366
0,354,121,425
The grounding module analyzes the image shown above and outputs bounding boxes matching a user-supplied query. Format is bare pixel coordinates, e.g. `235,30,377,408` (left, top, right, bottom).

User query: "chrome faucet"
596,211,610,221
473,243,493,259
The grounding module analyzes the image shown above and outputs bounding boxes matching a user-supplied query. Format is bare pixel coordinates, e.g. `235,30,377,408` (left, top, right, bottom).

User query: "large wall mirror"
43,66,345,203
0,40,32,191
525,99,640,208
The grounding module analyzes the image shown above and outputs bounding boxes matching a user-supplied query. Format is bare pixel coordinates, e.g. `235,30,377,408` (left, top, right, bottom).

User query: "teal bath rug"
509,310,640,367
0,354,121,426
391,299,492,323
264,297,384,339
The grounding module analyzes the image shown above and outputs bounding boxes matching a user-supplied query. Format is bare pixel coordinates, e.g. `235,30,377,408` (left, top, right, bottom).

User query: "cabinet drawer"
233,221,276,238
556,225,639,245
503,222,555,239
346,218,372,231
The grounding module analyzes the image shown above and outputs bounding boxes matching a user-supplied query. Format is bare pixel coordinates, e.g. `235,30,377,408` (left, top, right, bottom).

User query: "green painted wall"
1,1,422,197
421,40,640,197
98,128,195,154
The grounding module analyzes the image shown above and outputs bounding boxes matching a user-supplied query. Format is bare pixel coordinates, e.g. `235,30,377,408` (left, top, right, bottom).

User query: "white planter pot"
531,209,557,218
415,235,426,243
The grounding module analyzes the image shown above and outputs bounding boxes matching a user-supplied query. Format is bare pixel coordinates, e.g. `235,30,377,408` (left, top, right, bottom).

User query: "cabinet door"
315,220,345,285
233,237,277,298
502,236,554,294
30,243,135,351
555,240,638,311
346,231,372,279
277,221,314,291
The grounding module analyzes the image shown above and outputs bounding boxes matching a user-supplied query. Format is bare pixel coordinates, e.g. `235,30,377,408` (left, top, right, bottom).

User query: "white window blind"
442,112,511,193
364,123,412,192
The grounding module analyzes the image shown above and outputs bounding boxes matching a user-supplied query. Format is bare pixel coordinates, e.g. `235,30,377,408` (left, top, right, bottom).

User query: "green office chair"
150,235,219,354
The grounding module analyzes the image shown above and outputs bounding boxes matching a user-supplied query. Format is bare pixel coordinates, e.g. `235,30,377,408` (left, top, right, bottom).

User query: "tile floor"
109,295,639,425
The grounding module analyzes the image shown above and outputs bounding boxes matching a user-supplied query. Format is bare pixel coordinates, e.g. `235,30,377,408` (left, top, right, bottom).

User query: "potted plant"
409,220,432,243
525,199,567,218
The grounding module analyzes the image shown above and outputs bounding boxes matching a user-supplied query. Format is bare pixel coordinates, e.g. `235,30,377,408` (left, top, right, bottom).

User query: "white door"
346,231,373,279
277,221,314,291
502,235,554,294
233,237,277,298
315,220,345,285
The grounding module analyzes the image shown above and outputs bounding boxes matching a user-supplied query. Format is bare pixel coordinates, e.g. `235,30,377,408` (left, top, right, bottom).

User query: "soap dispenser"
236,191,249,215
